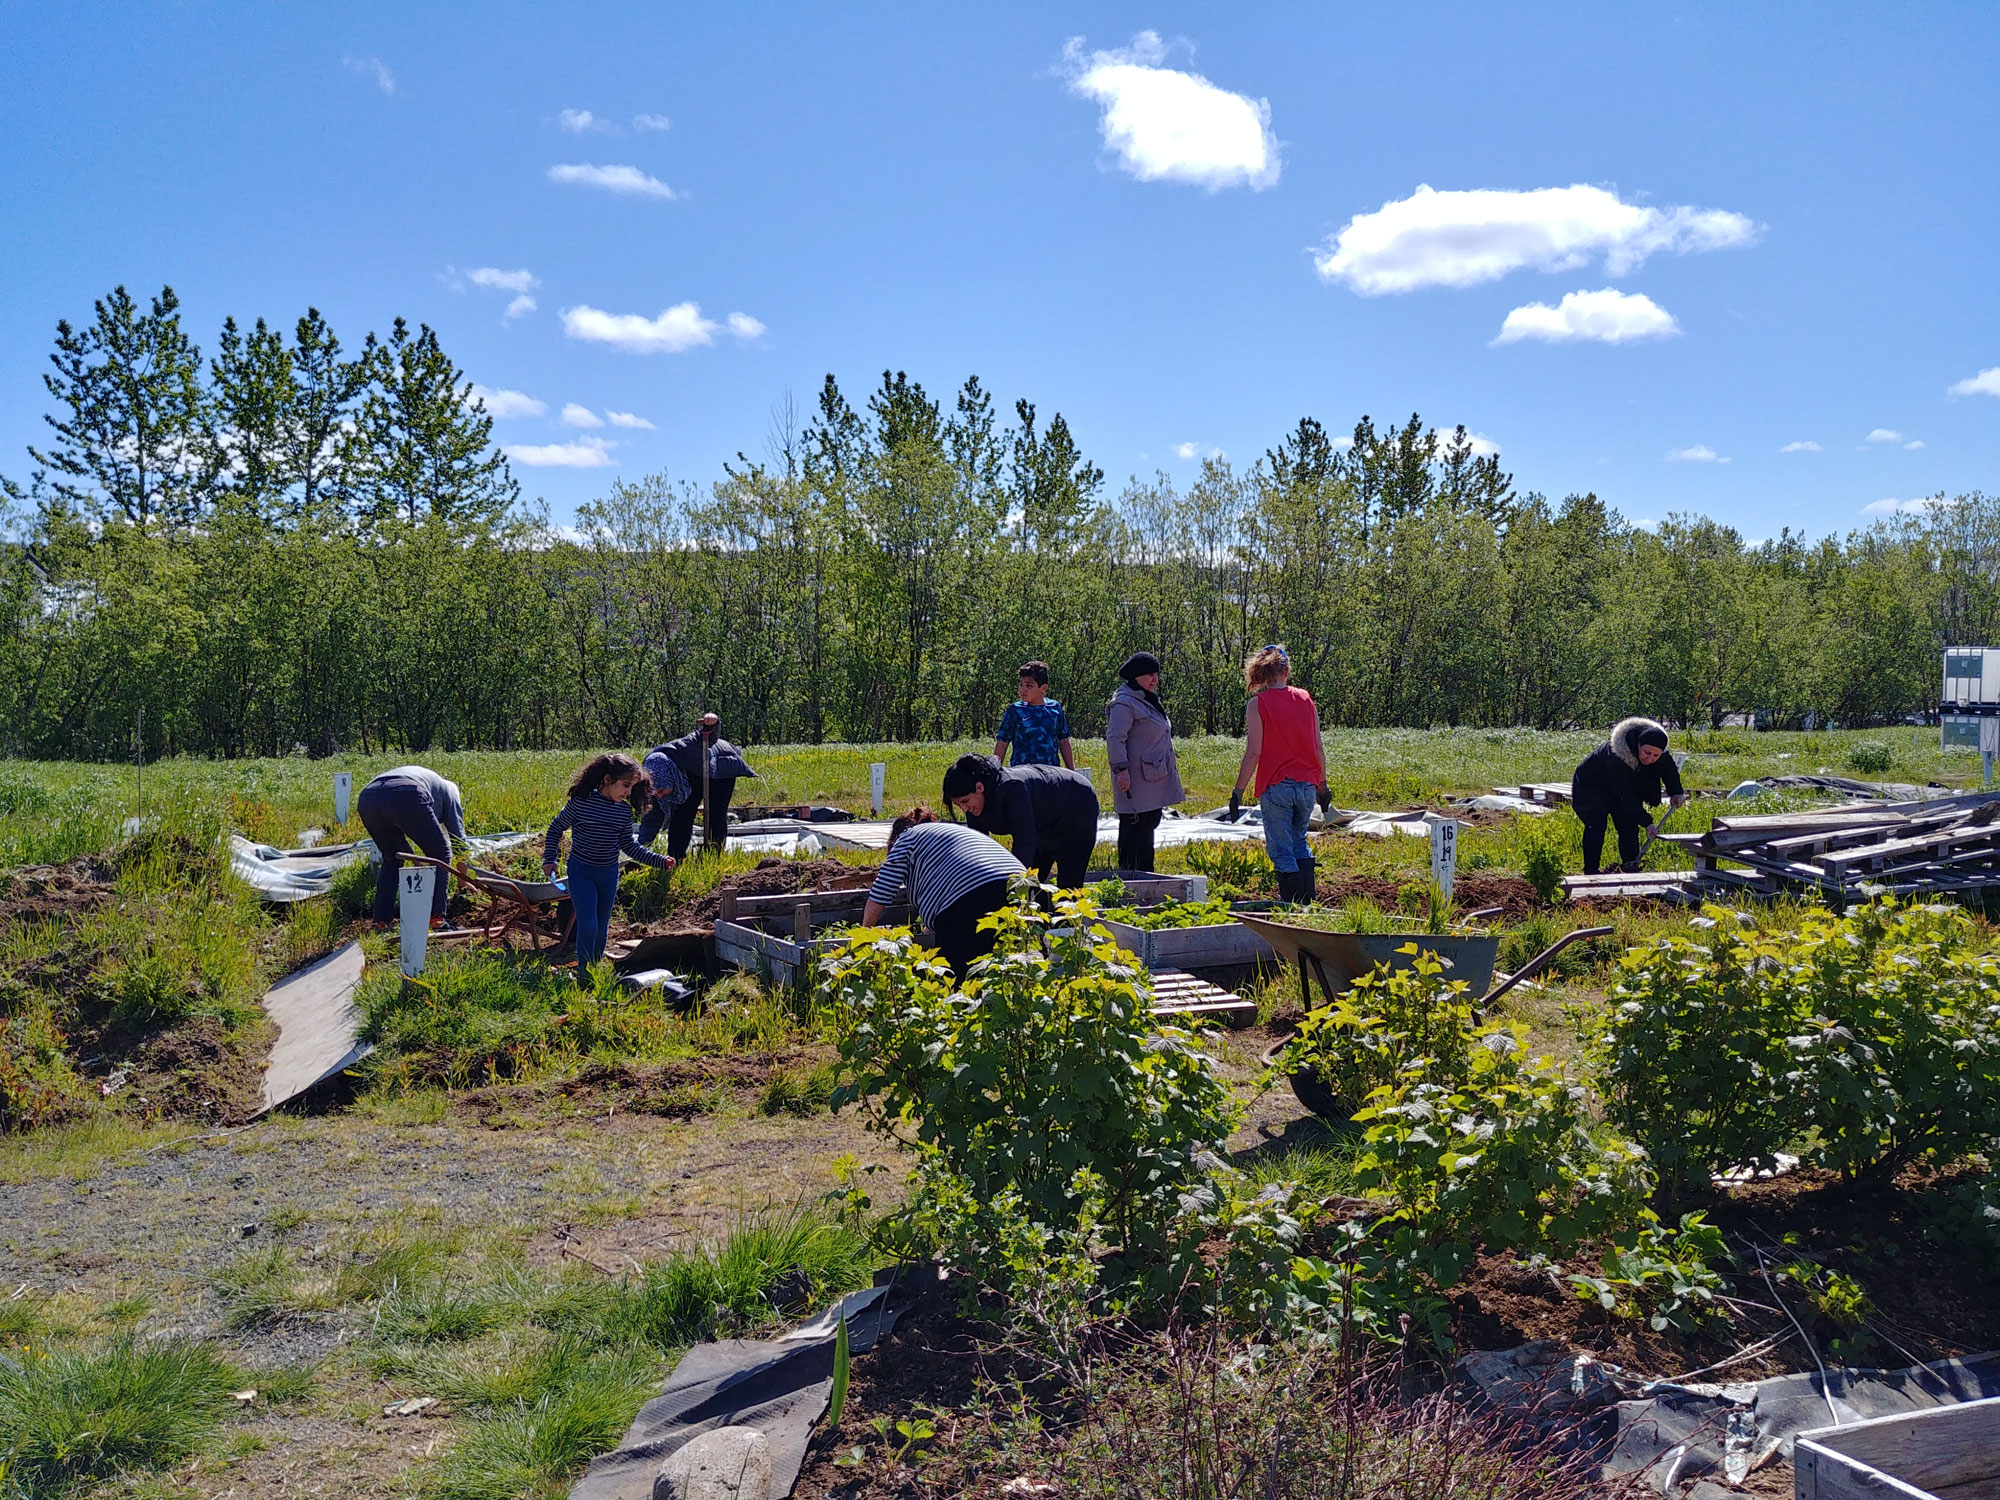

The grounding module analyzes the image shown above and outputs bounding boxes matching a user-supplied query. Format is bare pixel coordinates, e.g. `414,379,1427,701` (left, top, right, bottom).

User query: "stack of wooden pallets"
1564,791,2000,904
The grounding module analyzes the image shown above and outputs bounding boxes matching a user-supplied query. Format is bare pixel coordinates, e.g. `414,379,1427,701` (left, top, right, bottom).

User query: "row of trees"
0,285,1990,759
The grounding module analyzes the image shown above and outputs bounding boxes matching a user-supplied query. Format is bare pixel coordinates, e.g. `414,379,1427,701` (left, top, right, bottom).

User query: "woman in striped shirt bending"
862,807,1024,981
542,753,676,969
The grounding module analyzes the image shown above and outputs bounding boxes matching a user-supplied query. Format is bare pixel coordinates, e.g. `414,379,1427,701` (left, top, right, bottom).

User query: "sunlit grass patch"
0,1336,246,1497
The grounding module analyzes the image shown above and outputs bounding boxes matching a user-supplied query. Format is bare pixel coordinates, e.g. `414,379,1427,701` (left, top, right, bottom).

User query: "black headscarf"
1118,651,1164,712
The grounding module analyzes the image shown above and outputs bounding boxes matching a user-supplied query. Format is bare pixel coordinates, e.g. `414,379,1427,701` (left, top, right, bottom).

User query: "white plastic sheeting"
229,831,537,902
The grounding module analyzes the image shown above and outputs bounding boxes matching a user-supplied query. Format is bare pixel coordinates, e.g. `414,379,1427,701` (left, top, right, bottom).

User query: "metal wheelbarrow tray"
1241,913,1610,1119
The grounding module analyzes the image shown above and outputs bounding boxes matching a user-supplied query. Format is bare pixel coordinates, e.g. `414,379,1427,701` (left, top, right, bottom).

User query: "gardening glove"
1227,788,1242,823
1315,783,1332,814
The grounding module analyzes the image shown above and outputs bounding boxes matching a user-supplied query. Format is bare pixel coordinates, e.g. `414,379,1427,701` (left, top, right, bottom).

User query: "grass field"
0,725,1970,867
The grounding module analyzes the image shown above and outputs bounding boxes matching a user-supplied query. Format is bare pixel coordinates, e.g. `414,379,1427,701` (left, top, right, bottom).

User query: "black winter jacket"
654,730,756,785
964,764,1101,870
1570,717,1684,826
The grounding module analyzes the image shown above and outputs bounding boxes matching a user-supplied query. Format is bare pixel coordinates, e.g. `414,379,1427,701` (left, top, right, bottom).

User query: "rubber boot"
1297,855,1317,904
1275,866,1303,904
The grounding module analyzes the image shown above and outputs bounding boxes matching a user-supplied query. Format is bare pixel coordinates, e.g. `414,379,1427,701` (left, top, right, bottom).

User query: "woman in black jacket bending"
1570,717,1689,874
941,753,1101,892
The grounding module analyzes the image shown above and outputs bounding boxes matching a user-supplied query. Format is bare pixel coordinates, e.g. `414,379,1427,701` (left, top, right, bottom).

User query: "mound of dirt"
653,857,876,934
0,855,116,925
112,1012,276,1126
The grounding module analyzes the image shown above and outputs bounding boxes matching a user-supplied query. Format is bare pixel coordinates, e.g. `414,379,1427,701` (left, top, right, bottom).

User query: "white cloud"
547,163,675,200
507,436,615,468
1174,441,1200,460
558,108,612,133
1063,32,1280,191
606,411,656,430
726,312,767,340
1780,440,1821,453
1456,431,1501,456
562,403,605,429
343,55,395,94
465,384,546,420
1633,518,1660,533
1904,439,1926,450
1666,445,1728,463
1332,435,1354,451
1864,496,1947,515
504,294,537,320
562,302,719,354
633,113,672,132
1866,428,1903,443
1492,287,1678,345
1949,366,2000,398
1315,183,1757,295
468,267,539,294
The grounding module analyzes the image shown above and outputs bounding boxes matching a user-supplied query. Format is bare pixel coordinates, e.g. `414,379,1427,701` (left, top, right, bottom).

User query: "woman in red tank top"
1227,645,1329,903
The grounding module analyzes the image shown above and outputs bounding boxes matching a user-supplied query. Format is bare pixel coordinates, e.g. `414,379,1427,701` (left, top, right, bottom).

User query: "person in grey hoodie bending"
357,765,466,923
1105,651,1183,873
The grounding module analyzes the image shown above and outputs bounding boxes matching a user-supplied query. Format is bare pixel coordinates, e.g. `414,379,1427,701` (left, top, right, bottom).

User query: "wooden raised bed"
1097,904,1278,970
712,887,900,987
1794,1394,2000,1498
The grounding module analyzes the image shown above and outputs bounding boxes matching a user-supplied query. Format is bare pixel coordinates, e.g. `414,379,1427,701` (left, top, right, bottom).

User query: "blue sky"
1,3,1996,536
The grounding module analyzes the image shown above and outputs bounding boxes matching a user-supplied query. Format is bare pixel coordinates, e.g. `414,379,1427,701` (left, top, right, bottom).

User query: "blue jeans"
1259,779,1317,873
566,857,621,968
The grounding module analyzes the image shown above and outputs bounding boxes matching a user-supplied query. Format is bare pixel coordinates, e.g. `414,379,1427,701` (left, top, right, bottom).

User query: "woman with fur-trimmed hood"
1570,717,1689,875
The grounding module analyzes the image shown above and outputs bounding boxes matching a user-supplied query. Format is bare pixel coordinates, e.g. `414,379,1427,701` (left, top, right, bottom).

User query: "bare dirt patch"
650,857,877,935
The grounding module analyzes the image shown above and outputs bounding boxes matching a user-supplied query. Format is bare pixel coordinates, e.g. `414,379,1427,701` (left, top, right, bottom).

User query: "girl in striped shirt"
543,753,675,969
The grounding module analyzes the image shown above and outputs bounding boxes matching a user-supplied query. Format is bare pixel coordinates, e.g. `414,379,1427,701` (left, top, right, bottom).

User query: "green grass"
358,952,812,1092
0,727,1974,868
0,1336,247,1496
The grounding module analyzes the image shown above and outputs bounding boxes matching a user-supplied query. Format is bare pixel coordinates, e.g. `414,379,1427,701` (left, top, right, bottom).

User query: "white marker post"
869,763,885,817
398,865,436,977
1982,717,1999,787
1428,814,1459,903
333,771,352,826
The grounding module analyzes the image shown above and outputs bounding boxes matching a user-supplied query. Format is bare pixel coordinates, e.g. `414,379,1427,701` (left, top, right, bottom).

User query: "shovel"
1635,801,1687,864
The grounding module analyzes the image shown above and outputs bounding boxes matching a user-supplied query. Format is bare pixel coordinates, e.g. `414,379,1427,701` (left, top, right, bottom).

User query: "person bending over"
993,660,1075,769
942,752,1100,892
1570,718,1688,875
638,713,756,860
543,752,675,969
862,807,1025,981
357,764,467,924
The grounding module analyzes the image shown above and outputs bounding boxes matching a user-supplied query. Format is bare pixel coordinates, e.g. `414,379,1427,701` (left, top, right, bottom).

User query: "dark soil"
455,1049,835,1125
792,1276,999,1500
648,858,876,935
0,854,116,925
112,1013,277,1126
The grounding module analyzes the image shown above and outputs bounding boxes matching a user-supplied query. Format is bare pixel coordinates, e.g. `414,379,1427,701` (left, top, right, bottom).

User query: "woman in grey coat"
1105,651,1184,872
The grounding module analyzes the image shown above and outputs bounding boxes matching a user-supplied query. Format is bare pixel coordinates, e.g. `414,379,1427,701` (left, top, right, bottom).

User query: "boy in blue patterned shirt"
993,660,1076,769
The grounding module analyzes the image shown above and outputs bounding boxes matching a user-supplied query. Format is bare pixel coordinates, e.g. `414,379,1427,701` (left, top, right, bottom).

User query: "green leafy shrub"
1183,840,1272,898
1520,819,1566,904
1355,1030,1655,1299
1564,1212,1729,1331
1100,895,1238,930
1847,741,1894,775
1597,901,2000,1193
822,887,1241,1256
1274,950,1476,1121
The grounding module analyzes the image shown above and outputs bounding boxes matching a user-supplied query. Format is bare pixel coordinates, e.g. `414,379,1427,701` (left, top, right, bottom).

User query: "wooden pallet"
1148,968,1256,1024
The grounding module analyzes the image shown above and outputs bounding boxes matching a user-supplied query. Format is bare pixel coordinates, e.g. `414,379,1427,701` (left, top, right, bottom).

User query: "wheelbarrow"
1241,913,1612,1119
400,853,576,954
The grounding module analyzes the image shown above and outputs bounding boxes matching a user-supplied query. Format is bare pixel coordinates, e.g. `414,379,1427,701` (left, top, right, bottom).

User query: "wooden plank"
1818,825,2000,875
259,942,370,1113
1797,1395,2000,1498
1148,967,1255,1023
730,887,875,917
1099,913,1278,970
